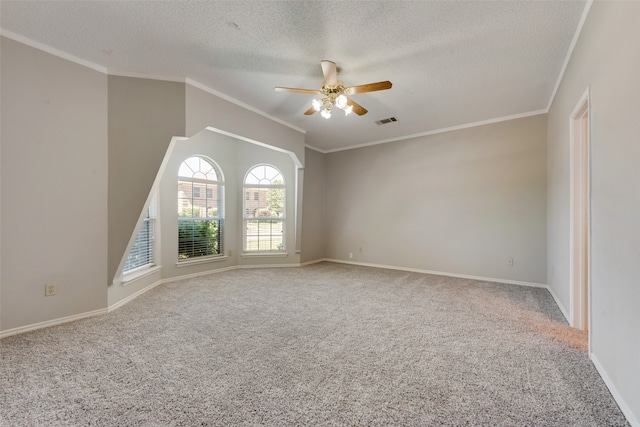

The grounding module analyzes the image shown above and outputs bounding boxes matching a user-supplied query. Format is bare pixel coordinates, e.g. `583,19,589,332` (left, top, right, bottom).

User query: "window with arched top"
243,164,285,252
177,156,224,260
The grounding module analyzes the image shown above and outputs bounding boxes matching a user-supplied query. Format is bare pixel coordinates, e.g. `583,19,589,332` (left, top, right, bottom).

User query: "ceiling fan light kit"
313,86,352,118
275,60,392,119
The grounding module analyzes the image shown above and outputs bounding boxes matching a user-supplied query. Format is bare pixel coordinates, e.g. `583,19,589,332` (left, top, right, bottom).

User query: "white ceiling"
1,1,587,152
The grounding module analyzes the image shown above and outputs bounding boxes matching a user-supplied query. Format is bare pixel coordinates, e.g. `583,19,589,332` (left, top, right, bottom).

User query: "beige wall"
185,84,305,167
108,76,186,285
547,2,640,422
0,37,108,330
325,114,548,284
300,148,327,263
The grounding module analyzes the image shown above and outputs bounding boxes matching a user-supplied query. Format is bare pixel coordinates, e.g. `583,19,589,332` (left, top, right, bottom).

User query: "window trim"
177,155,225,262
242,164,286,253
175,255,228,268
240,252,289,259
122,264,162,286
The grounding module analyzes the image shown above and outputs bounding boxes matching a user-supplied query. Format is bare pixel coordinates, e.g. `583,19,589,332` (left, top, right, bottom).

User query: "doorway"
570,88,590,334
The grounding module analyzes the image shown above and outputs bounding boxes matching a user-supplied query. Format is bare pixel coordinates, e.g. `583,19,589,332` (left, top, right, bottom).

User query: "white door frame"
569,87,591,340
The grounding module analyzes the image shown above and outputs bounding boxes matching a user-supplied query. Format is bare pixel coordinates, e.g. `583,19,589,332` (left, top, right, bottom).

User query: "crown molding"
546,0,593,111
185,78,305,135
321,109,548,154
0,29,305,136
1,29,108,73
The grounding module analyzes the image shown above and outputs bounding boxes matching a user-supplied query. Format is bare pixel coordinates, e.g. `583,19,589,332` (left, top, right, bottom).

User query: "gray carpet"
0,262,628,426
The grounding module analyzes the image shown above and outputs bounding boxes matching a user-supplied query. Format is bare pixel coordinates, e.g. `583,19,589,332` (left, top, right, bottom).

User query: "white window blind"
243,164,285,252
123,193,157,273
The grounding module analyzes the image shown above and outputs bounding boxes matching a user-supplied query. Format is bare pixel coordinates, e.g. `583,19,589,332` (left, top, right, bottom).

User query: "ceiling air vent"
375,117,398,125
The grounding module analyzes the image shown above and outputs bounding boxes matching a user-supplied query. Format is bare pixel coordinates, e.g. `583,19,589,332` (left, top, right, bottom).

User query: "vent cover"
375,117,398,125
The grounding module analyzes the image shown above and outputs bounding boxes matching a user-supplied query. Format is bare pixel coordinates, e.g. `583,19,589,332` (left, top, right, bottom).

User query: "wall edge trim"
237,263,300,269
321,110,548,154
186,78,305,135
1,259,548,338
0,31,557,155
322,258,547,288
545,284,570,323
0,29,108,73
0,30,304,136
0,308,108,339
590,353,639,427
546,0,594,111
299,258,326,267
108,279,163,312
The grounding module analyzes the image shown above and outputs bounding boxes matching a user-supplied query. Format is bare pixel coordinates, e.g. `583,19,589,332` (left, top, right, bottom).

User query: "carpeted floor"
0,262,628,426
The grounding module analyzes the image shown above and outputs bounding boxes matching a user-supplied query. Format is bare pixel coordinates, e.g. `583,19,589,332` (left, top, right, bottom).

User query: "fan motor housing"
321,82,347,101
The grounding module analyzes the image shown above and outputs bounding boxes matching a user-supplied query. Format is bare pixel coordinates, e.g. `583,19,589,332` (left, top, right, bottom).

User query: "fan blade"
347,98,368,116
304,106,317,115
274,87,322,95
321,60,338,86
345,81,392,95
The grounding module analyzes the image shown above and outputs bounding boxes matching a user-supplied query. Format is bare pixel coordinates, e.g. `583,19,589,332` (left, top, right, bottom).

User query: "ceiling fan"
274,60,392,119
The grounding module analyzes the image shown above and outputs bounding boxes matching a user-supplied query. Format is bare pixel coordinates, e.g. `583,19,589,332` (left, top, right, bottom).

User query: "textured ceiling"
1,1,587,152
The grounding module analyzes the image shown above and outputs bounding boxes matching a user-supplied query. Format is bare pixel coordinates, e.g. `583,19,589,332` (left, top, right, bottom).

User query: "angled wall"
185,84,305,166
107,76,186,284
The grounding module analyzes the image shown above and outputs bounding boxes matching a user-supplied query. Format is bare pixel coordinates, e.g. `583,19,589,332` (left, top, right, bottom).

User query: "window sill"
241,252,288,258
122,265,161,286
176,255,228,268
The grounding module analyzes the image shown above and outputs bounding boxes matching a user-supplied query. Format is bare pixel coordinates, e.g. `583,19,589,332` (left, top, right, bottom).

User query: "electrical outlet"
359,247,363,253
507,257,514,267
45,284,56,296
228,249,233,257
349,252,353,259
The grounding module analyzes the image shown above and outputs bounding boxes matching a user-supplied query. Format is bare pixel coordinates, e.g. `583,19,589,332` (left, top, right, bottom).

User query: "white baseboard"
1,259,547,339
299,258,325,267
108,279,163,312
0,308,107,339
109,263,301,313
545,285,570,323
323,258,548,288
237,263,300,269
162,265,239,284
591,353,639,427
107,266,242,312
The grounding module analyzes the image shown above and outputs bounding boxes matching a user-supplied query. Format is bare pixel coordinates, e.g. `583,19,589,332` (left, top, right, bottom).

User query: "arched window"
243,164,285,252
177,156,224,260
